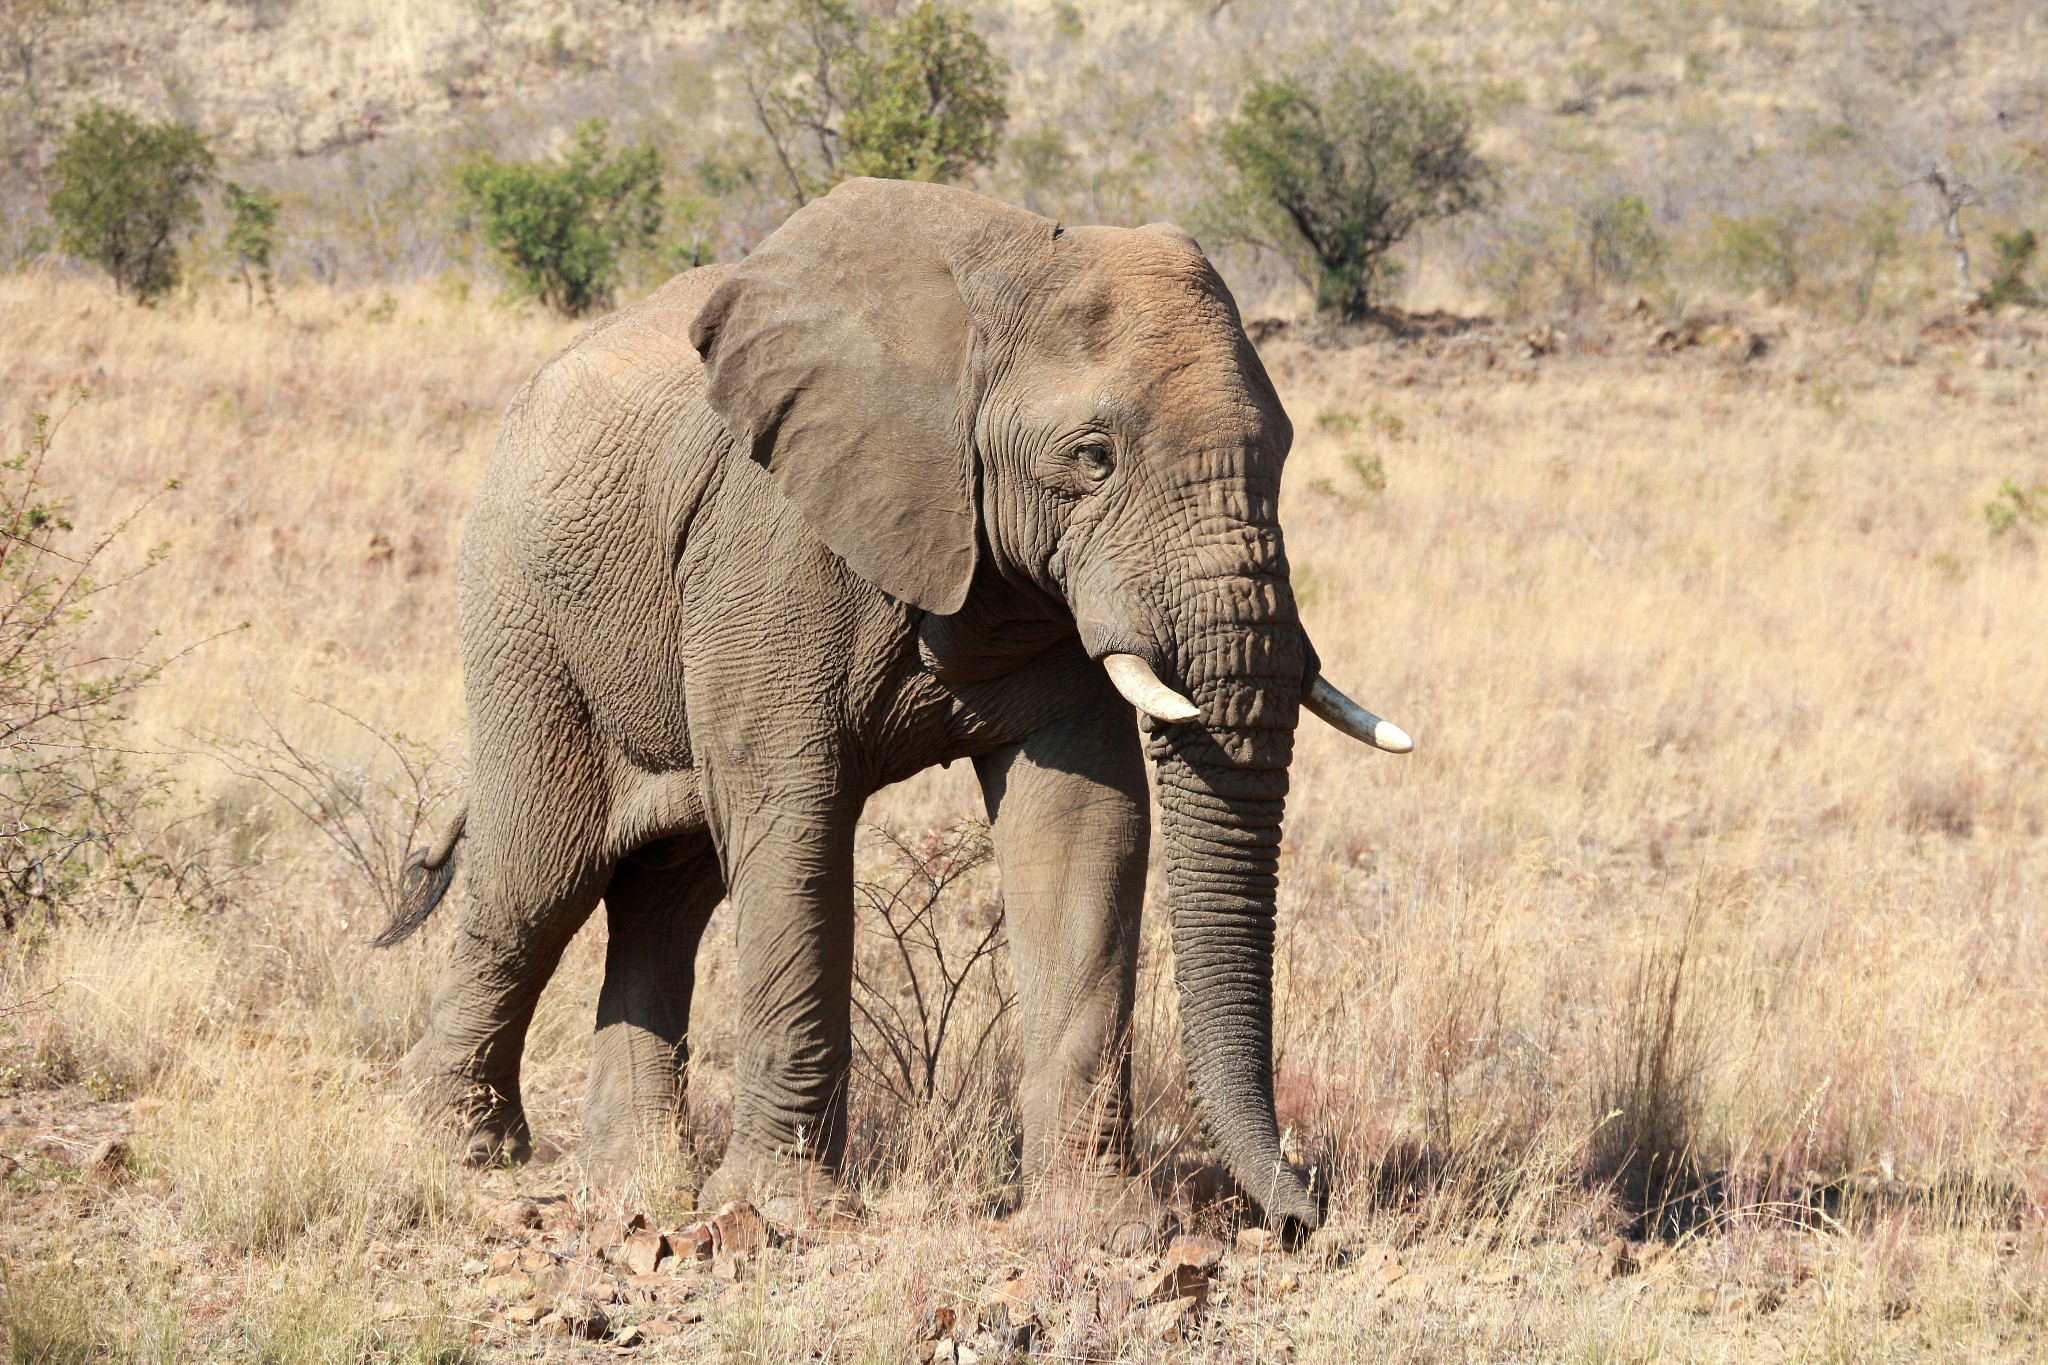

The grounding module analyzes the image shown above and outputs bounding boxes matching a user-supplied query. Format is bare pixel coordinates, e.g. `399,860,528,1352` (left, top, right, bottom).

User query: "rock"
1141,1296,1199,1343
505,1298,547,1326
1173,1163,1241,1212
491,1199,543,1233
1164,1235,1226,1272
1106,1219,1158,1257
516,1247,554,1274
536,1313,568,1337
0,1154,18,1180
613,1323,645,1348
914,1306,956,1342
982,1268,1041,1317
1575,1237,1636,1286
556,1261,609,1297
712,1252,748,1282
85,1137,131,1182
1382,1271,1429,1303
710,1200,770,1257
485,1247,519,1274
480,1272,536,1301
932,1340,979,1365
620,1229,668,1276
1235,1227,1282,1256
1130,1261,1209,1307
1306,1227,1357,1261
549,1294,609,1339
668,1222,715,1262
1265,1271,1300,1298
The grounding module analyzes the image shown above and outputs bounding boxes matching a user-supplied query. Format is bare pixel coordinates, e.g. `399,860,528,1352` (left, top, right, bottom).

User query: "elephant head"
691,178,1407,1234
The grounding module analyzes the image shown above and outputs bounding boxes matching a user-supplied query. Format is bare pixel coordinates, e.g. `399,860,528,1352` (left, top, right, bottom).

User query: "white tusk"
1303,673,1413,754
1102,654,1201,724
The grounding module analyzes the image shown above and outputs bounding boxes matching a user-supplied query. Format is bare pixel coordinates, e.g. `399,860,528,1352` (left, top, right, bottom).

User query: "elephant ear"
691,179,1050,615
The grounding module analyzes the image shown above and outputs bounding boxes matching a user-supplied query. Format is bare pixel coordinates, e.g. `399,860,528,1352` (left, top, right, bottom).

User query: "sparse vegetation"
457,118,662,315
0,404,177,932
46,104,214,302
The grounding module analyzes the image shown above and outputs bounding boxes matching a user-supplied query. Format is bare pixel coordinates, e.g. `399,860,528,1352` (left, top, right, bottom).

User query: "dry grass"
1,272,2044,1361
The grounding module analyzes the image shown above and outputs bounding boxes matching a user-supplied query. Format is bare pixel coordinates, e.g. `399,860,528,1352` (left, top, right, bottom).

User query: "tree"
457,120,663,316
47,104,215,303
223,181,280,311
736,0,1007,207
1213,63,1487,320
838,4,1007,183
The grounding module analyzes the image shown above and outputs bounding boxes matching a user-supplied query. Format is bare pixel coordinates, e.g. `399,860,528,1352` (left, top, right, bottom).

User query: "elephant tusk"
1303,673,1413,754
1102,653,1202,724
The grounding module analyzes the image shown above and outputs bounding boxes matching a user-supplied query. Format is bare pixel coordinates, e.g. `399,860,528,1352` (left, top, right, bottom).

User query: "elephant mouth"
1099,649,1413,754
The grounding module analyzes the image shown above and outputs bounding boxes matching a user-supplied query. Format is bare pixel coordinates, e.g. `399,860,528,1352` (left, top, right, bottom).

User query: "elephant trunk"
1152,737,1318,1233
1148,550,1319,1235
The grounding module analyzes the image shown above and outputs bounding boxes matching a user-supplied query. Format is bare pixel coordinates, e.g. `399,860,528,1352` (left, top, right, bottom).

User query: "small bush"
0,406,183,932
1713,211,1805,302
223,181,280,311
1984,479,2046,537
1577,191,1663,297
849,822,1012,1110
47,104,215,303
457,119,663,316
1212,61,1487,320
1984,228,2041,309
735,0,1008,206
1588,906,1716,1237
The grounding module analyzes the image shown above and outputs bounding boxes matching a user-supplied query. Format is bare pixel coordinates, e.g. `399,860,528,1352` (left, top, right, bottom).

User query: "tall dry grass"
2,273,2044,1360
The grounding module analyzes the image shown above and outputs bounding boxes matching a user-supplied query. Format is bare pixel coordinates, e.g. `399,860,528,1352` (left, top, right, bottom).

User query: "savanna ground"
0,270,2042,1362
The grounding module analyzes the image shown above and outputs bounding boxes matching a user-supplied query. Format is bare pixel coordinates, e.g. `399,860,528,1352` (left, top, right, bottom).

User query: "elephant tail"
373,795,468,948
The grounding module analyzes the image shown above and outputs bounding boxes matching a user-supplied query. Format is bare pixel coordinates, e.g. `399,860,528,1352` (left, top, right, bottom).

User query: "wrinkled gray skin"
400,178,1327,1235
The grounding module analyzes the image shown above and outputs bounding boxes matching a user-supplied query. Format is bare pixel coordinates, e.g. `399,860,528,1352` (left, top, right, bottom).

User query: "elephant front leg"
692,794,862,1217
975,696,1159,1247
582,834,724,1182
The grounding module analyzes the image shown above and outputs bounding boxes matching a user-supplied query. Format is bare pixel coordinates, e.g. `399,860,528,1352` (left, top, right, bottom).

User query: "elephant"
379,177,1410,1240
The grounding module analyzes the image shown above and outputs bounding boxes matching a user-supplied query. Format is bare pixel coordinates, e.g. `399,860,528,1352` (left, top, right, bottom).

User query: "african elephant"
380,177,1409,1239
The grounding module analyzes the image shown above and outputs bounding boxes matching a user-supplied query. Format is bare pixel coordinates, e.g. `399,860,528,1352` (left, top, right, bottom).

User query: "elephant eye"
1075,442,1115,480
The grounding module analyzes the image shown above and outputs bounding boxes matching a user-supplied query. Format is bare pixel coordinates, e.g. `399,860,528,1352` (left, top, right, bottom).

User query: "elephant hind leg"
582,832,724,1182
404,804,609,1166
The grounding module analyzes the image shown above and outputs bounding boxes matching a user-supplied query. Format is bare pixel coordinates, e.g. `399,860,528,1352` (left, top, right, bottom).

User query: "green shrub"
223,182,280,310
1212,61,1487,320
457,120,663,317
47,104,215,303
1577,191,1662,297
1984,228,2041,309
1984,479,2045,537
736,0,1007,206
838,3,1008,183
1712,211,1804,302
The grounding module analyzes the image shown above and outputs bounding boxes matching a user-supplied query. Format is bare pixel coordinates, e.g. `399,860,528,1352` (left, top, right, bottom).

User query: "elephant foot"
400,1038,534,1168
1022,1171,1180,1256
696,1150,863,1228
